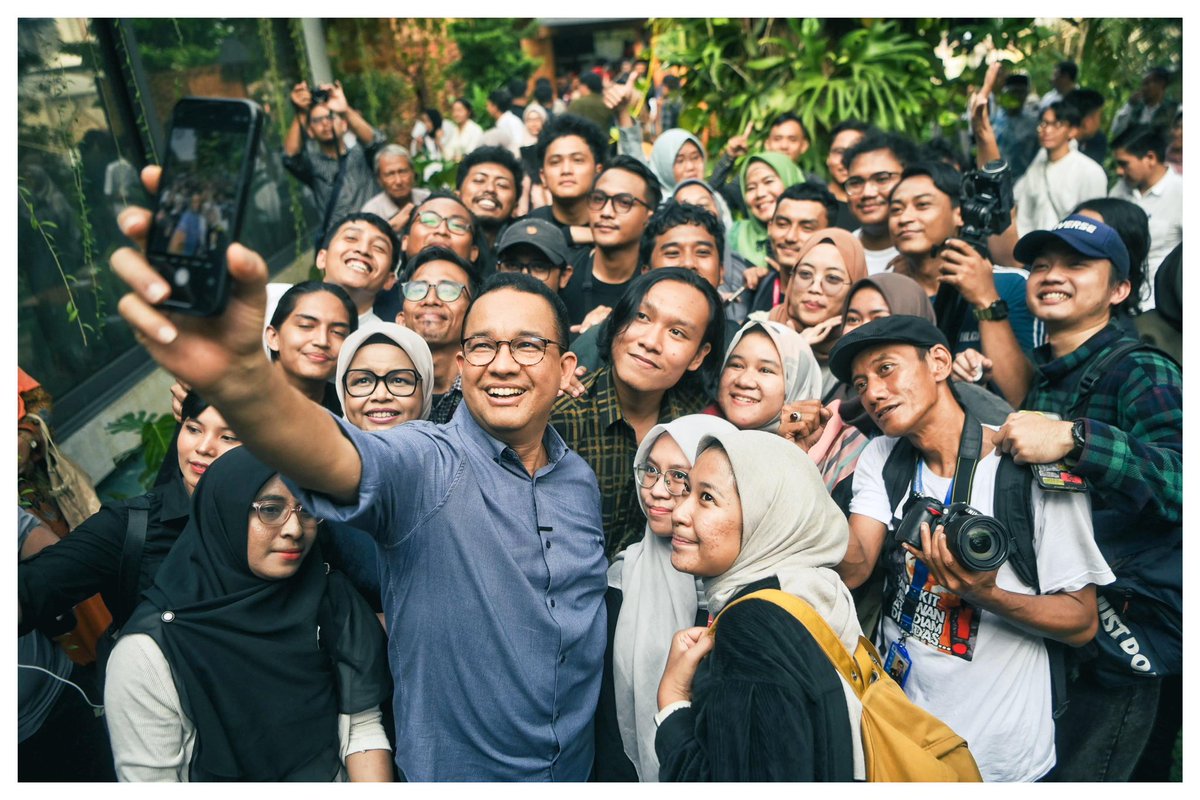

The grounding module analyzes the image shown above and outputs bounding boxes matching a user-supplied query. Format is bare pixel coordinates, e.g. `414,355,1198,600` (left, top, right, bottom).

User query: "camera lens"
942,506,1009,572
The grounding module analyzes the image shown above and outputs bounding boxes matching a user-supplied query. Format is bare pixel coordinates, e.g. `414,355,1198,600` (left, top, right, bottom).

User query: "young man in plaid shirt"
972,216,1182,781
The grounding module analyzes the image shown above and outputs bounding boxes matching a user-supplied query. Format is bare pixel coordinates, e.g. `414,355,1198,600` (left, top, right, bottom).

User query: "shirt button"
550,598,556,608
161,611,175,623
545,539,552,549
559,653,566,664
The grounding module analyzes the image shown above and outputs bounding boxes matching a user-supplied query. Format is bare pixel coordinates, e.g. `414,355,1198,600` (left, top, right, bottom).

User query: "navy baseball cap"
496,218,569,267
1013,215,1131,279
829,315,951,384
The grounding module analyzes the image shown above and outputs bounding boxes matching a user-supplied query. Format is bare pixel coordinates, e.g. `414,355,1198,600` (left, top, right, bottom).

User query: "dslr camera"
310,86,331,106
957,158,1014,258
895,495,1009,572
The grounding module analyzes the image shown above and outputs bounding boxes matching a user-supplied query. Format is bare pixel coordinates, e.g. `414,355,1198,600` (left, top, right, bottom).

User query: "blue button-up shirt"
292,402,608,781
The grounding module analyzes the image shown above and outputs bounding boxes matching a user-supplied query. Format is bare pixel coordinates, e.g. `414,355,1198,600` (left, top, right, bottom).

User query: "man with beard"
455,146,522,261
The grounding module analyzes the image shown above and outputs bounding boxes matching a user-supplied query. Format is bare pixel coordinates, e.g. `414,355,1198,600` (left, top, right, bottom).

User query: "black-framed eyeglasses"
634,463,690,497
402,280,469,303
497,259,558,279
414,209,472,234
844,171,900,196
587,190,653,214
461,335,563,367
250,500,322,527
343,368,422,398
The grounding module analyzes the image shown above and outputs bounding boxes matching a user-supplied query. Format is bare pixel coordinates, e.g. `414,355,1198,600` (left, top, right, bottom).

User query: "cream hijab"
720,319,822,433
609,413,738,782
333,319,436,421
699,429,861,653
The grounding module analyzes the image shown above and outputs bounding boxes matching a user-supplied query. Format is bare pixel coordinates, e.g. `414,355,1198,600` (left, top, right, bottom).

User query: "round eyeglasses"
402,280,469,303
461,335,563,367
414,210,472,234
791,268,848,294
843,171,900,197
250,500,322,527
634,463,689,496
343,368,421,398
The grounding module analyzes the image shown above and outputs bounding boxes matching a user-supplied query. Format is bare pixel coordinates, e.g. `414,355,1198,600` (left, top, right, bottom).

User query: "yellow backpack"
714,589,983,782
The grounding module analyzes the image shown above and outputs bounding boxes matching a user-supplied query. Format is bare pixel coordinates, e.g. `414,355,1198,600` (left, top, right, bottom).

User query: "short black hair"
769,111,810,143
403,245,483,296
598,267,725,389
579,72,603,95
599,154,662,208
452,97,473,119
268,281,358,360
638,200,724,267
180,389,211,422
322,212,400,271
533,78,553,105
402,189,483,258
537,113,608,167
831,119,871,138
894,162,963,209
1071,197,1149,316
1044,100,1083,128
1055,60,1078,82
662,74,681,92
918,137,967,172
456,145,524,191
1112,124,1168,162
1003,73,1031,90
1144,66,1171,85
466,272,572,346
842,131,918,173
507,77,527,101
1065,88,1105,117
774,181,838,224
488,88,512,112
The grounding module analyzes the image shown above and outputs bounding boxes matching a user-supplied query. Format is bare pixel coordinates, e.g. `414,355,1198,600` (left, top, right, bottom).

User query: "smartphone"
146,97,263,316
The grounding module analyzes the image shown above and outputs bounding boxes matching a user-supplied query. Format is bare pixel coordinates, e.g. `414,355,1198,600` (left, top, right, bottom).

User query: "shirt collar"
157,472,192,525
1033,321,1125,381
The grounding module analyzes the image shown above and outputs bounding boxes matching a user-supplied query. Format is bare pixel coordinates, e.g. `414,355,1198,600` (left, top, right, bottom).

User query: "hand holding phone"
145,97,263,316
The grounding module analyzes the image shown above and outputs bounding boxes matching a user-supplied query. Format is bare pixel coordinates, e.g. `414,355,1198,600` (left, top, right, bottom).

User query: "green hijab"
729,152,805,265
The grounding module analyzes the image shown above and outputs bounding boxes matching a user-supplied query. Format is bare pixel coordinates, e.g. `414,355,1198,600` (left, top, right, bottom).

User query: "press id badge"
1031,461,1088,492
884,640,912,687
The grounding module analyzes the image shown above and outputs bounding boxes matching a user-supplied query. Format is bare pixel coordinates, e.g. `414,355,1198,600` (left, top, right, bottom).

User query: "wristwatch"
1069,419,1087,459
972,299,1009,321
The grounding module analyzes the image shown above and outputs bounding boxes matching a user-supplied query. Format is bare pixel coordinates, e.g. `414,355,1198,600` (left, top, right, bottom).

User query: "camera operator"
829,315,1113,782
887,162,1038,358
283,80,388,245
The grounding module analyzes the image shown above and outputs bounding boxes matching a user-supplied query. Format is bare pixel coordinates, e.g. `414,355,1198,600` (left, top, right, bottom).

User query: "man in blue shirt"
110,171,608,780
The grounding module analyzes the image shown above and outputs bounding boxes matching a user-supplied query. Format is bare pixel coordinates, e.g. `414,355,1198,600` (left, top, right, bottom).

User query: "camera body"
958,158,1014,258
895,495,1010,572
310,86,331,106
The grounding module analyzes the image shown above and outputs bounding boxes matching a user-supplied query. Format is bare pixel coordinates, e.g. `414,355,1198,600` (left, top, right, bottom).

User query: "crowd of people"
17,53,1182,783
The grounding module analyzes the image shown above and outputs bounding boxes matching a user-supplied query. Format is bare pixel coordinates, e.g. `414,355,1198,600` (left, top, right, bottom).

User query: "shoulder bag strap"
114,497,151,630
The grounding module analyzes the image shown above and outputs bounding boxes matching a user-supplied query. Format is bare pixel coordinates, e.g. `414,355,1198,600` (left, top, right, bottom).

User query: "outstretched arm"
112,167,362,503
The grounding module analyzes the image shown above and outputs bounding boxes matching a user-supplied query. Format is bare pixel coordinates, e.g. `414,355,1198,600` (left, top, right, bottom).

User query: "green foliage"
18,181,90,346
105,410,177,491
129,19,236,71
447,18,541,97
653,18,953,174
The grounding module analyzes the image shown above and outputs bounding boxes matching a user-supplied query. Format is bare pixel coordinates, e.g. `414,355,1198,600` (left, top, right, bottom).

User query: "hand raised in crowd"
994,411,1077,465
571,304,612,336
950,348,993,384
657,626,715,709
322,81,349,113
778,400,831,452
289,81,312,112
602,72,636,111
112,166,271,402
387,202,415,233
937,239,999,308
724,121,754,159
904,521,1000,605
801,315,842,346
742,265,769,291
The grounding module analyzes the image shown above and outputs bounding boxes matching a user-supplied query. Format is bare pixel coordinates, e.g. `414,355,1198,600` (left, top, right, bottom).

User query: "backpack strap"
113,495,151,631
881,437,919,521
712,588,878,697
991,457,1039,593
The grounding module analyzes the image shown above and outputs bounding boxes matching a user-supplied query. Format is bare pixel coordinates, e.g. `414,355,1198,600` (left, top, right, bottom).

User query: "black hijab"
126,446,341,781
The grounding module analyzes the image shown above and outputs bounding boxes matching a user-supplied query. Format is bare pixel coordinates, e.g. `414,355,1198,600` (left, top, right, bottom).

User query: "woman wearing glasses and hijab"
593,414,738,781
104,448,392,782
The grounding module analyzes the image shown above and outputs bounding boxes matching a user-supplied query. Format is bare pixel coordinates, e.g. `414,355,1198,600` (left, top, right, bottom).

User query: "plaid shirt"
550,366,709,560
429,374,463,425
1023,322,1182,551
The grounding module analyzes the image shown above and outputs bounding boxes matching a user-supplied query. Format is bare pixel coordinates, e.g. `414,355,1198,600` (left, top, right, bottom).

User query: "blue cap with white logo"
1013,214,1131,279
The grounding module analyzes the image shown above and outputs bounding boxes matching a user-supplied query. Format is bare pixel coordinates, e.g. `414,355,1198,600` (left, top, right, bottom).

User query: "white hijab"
333,319,436,421
700,428,862,654
609,414,738,782
720,320,823,433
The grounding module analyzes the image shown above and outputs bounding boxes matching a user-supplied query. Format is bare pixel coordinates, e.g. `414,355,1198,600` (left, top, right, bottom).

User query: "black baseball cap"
829,315,950,384
496,218,569,267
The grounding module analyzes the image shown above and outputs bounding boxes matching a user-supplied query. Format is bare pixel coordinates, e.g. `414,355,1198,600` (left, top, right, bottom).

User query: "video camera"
957,159,1015,260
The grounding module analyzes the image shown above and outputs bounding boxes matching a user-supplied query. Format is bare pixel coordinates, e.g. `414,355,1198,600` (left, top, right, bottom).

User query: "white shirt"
850,432,1114,782
1014,144,1109,236
853,228,900,275
495,110,527,158
1109,168,1182,309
